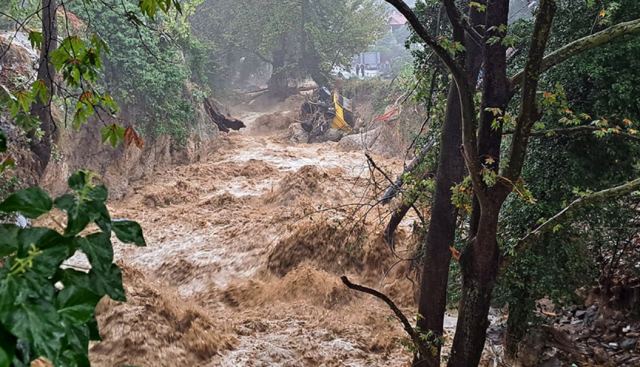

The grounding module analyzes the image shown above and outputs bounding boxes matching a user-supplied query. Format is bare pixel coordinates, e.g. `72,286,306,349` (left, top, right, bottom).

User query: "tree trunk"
414,84,463,367
448,208,501,367
29,0,58,177
413,3,484,366
448,1,510,364
267,35,290,98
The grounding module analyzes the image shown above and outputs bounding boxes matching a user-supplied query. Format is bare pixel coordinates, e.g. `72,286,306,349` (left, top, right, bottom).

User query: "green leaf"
112,220,146,246
59,325,91,367
3,301,63,362
87,316,101,341
56,286,101,325
31,80,49,104
54,194,90,236
28,31,43,50
0,187,52,219
68,170,91,192
139,0,158,18
89,264,125,301
55,182,111,236
100,124,126,147
0,225,19,257
79,233,114,270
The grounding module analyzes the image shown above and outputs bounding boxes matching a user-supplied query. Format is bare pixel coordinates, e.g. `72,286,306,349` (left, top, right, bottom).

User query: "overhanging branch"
506,177,640,265
504,125,640,142
510,18,640,90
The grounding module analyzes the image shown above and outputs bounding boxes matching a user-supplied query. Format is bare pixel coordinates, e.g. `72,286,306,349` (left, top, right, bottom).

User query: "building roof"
388,11,407,26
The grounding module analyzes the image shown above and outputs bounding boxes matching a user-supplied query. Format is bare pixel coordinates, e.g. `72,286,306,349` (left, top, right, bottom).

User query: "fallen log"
204,98,246,133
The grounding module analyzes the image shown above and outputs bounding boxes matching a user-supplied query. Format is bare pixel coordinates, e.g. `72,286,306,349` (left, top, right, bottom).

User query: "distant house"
388,11,407,32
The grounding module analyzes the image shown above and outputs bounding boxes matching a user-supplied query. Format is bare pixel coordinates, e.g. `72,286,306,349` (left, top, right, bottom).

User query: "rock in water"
288,123,308,143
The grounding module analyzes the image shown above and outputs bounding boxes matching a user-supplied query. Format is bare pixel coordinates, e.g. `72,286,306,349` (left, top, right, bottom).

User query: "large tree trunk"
448,208,501,367
29,0,58,177
413,3,484,366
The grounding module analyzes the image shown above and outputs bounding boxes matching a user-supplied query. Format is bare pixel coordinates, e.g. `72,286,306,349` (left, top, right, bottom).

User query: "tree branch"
341,276,423,350
504,125,640,142
503,0,557,181
381,137,437,204
508,177,640,263
384,0,482,199
383,0,464,81
443,0,483,46
510,18,640,90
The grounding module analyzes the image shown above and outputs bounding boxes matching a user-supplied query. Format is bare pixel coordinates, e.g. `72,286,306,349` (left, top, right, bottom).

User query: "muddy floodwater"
86,99,424,367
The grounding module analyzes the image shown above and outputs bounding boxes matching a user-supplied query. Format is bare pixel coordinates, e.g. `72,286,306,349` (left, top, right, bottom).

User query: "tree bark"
414,3,484,366
448,207,501,367
29,0,58,177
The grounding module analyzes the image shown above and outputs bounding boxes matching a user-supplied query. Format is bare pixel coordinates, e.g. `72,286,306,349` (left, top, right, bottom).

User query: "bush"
0,171,145,366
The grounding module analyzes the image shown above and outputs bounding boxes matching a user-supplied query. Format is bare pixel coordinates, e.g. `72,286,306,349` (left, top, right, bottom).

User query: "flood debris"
204,98,246,133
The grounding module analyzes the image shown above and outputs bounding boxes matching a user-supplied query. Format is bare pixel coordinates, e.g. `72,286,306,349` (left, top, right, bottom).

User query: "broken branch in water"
340,276,419,345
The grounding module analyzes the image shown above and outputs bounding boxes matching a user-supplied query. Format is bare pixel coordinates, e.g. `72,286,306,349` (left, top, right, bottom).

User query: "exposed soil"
88,97,423,366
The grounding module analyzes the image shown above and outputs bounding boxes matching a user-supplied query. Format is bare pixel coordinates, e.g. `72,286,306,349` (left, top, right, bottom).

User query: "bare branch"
341,276,423,350
381,137,437,204
510,18,640,90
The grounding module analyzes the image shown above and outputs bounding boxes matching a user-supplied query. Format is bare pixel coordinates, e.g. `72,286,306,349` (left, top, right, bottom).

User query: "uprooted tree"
344,1,640,366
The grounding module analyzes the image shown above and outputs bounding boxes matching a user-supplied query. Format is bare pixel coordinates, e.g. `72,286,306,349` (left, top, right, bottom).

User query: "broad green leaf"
31,80,49,104
112,220,146,246
100,124,126,147
78,233,113,270
56,286,100,325
3,301,63,362
16,227,65,253
89,263,125,301
59,325,91,367
0,225,19,257
55,194,91,237
68,170,92,192
55,179,110,236
87,316,101,341
0,187,52,219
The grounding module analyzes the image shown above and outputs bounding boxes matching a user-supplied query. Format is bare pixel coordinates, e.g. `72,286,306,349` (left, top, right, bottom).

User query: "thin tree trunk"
413,3,484,366
30,0,58,177
449,1,510,363
414,84,464,367
448,209,501,367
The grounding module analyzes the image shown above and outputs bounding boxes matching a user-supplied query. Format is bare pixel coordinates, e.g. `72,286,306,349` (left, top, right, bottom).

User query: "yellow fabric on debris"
331,93,352,132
